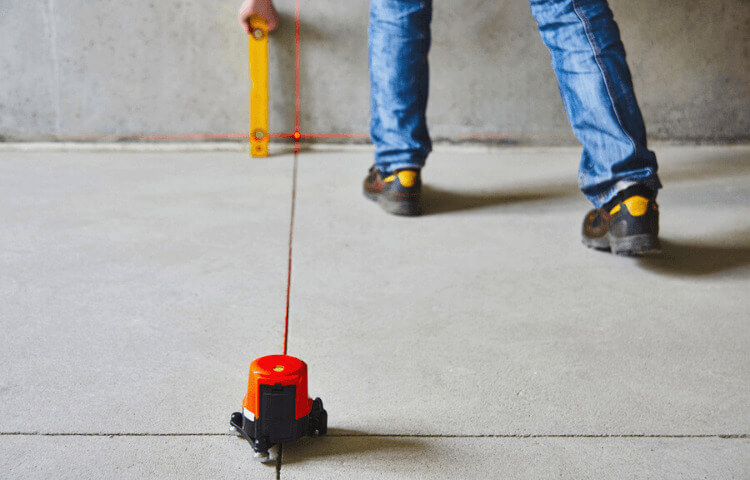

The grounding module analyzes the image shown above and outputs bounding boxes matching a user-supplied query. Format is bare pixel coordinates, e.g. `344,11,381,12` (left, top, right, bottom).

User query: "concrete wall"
1,0,748,143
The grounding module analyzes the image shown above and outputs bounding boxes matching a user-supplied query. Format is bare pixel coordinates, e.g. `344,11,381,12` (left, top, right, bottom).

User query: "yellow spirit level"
248,15,269,157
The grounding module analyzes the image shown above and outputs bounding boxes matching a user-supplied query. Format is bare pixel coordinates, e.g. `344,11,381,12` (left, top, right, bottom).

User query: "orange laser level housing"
243,355,311,420
230,354,327,461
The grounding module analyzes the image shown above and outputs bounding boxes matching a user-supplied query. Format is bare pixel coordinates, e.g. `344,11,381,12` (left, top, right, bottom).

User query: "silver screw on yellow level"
253,29,264,40
253,130,265,140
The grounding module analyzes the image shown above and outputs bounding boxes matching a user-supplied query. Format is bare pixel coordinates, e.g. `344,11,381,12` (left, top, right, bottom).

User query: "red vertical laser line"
284,0,301,353
283,154,298,355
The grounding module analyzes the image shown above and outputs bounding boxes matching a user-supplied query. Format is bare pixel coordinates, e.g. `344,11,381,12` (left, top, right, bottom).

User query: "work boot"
363,166,422,216
582,184,661,256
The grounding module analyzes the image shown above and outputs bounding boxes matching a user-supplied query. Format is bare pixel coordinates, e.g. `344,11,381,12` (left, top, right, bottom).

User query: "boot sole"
583,233,662,256
610,233,662,256
364,190,422,216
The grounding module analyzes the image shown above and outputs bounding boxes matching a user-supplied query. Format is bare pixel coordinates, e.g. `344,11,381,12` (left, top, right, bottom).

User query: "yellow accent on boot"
396,170,418,187
384,174,396,183
609,195,650,217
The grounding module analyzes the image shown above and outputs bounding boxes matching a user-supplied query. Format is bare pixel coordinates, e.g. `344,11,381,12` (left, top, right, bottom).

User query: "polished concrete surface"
1,144,748,478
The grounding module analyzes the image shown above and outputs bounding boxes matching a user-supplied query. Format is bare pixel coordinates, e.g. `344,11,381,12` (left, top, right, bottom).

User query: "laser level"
230,355,327,462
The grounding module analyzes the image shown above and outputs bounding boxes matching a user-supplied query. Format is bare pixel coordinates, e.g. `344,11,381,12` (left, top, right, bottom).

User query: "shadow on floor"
280,429,426,465
420,147,750,216
638,229,750,277
422,183,580,215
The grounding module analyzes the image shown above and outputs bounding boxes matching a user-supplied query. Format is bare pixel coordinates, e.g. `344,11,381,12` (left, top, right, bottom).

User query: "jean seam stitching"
570,0,636,155
423,1,432,155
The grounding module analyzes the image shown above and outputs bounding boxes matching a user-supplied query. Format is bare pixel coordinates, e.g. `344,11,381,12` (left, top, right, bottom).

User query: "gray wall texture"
1,0,749,143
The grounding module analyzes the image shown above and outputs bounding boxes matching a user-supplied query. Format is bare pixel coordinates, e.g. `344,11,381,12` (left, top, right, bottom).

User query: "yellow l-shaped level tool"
248,15,268,157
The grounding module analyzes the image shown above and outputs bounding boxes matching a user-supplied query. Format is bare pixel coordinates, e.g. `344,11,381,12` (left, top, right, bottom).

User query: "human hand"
238,0,279,33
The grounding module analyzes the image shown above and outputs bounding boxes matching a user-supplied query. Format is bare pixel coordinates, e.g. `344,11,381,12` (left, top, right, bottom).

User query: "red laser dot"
293,131,301,140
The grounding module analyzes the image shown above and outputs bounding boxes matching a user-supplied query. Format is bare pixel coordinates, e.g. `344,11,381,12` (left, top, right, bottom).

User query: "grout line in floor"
278,445,283,479
1,432,746,439
276,152,299,476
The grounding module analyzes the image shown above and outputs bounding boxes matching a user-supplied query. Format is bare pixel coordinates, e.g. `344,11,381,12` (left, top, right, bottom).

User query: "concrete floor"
1,144,748,478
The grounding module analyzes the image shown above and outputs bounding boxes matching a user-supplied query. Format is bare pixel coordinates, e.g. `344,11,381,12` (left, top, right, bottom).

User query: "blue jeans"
369,0,661,207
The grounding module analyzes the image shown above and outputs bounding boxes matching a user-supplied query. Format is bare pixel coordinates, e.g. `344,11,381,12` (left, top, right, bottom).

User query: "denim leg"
369,0,432,173
529,0,661,207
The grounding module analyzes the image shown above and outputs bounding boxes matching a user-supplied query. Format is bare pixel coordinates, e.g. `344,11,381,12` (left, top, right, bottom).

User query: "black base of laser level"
230,392,327,461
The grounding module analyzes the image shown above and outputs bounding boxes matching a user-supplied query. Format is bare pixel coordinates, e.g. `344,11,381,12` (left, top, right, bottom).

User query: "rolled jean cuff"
374,153,427,173
590,175,662,208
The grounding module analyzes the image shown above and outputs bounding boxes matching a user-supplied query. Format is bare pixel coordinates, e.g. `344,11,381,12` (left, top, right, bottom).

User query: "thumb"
266,3,280,32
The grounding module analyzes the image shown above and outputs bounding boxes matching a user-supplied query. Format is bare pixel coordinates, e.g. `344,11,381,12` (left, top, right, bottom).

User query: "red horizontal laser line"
50,133,573,142
132,133,565,141
135,133,248,140
299,133,370,139
133,133,299,140
263,133,370,140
